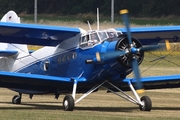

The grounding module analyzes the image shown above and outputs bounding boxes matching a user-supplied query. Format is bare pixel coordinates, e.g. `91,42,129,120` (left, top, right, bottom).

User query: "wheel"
63,95,74,111
12,95,21,104
139,96,152,111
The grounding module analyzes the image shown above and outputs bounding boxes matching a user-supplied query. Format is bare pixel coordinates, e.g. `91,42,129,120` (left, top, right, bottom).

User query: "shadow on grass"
0,102,180,112
0,101,137,112
153,107,180,111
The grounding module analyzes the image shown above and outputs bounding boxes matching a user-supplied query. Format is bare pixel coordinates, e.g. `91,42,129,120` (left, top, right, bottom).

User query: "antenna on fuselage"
87,21,92,30
97,8,99,30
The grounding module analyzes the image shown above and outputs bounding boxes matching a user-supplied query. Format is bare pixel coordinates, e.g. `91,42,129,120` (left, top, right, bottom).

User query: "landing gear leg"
12,93,22,104
129,81,152,111
63,80,77,111
102,81,152,111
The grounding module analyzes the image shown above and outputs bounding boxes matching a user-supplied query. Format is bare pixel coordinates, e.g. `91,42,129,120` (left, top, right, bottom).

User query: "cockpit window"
90,32,98,40
107,32,115,39
88,32,100,46
81,36,88,43
117,31,122,37
79,29,122,49
106,29,122,39
98,31,108,41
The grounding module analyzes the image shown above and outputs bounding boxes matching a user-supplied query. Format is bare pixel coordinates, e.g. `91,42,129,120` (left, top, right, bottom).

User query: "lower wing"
123,75,180,90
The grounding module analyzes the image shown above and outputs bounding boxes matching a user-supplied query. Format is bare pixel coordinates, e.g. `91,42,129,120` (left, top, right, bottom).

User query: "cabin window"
72,52,77,59
62,55,66,62
41,59,50,71
58,57,61,64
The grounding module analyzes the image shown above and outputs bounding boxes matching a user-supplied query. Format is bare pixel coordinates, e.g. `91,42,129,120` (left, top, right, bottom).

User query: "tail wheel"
12,95,21,104
139,96,152,111
63,95,74,111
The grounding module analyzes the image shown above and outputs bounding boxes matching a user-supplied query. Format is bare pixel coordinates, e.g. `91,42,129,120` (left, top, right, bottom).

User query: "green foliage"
0,0,180,17
81,13,95,24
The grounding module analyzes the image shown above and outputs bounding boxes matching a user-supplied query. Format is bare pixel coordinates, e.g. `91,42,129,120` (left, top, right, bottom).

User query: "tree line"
0,0,180,17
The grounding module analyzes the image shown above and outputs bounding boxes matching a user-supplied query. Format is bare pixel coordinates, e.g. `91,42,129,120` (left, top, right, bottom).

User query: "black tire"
63,95,74,111
12,95,21,104
139,96,152,111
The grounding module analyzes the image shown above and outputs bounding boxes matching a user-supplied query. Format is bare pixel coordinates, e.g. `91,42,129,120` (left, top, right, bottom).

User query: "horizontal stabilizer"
0,50,18,56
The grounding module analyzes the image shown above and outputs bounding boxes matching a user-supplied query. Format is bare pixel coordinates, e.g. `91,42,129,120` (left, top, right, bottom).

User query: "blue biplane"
0,9,179,111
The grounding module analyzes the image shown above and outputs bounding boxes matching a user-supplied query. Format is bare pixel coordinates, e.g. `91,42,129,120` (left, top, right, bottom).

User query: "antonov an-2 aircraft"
0,9,179,111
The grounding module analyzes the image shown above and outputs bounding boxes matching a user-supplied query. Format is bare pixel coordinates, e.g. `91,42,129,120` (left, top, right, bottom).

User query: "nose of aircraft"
96,9,164,93
85,9,166,93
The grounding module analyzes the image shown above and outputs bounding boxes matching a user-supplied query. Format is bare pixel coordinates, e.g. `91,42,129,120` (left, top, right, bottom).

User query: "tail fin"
0,10,29,58
1,10,20,23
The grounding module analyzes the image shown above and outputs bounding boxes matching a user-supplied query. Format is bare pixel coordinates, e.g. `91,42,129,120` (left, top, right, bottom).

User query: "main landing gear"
10,80,151,111
63,95,74,111
63,80,152,111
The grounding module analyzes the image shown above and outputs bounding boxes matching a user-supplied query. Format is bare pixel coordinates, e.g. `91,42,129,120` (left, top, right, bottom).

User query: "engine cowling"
115,36,144,68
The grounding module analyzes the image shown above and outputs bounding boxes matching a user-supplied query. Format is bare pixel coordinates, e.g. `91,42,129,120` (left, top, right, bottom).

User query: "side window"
41,59,50,71
87,33,99,46
117,31,122,37
90,33,98,41
107,32,115,39
80,35,88,47
98,31,108,41
81,36,87,43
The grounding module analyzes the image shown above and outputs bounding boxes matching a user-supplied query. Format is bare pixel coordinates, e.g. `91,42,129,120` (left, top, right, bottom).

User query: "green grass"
0,88,180,120
18,14,180,25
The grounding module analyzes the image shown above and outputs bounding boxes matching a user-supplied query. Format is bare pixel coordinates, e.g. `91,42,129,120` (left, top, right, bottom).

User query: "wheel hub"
64,100,68,108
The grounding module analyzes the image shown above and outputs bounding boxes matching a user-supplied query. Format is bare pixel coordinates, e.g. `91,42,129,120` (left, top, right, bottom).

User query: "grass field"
1,16,180,119
0,88,180,120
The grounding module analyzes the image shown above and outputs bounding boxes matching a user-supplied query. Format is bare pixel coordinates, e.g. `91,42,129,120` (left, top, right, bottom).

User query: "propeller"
120,9,144,93
95,9,169,93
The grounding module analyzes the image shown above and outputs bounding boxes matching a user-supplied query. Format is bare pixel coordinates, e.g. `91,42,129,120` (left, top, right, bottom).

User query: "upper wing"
0,22,81,46
116,26,180,45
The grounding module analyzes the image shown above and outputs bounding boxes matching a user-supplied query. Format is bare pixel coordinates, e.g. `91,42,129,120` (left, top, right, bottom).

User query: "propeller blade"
139,45,163,52
132,56,144,93
120,9,132,45
96,51,126,62
120,9,145,93
165,40,170,51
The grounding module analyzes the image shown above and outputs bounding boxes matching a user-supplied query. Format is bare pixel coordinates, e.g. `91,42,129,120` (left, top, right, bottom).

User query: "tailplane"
0,10,29,58
0,11,29,71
